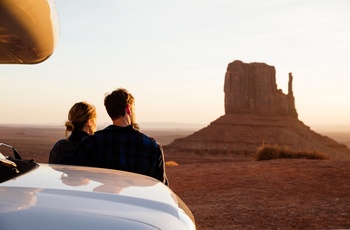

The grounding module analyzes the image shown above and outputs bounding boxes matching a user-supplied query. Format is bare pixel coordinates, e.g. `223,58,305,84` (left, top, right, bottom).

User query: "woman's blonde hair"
65,102,96,138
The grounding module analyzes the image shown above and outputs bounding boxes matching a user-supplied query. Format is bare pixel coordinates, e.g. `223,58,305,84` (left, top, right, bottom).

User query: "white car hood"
0,164,195,230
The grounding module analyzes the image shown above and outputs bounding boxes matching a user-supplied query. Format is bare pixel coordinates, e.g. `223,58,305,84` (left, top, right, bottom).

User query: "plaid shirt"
62,125,168,185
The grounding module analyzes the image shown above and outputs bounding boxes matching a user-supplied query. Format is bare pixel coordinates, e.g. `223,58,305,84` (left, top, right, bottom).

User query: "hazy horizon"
1,121,350,133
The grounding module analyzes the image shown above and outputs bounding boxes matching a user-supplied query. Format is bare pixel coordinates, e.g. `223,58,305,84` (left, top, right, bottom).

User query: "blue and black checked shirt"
62,125,168,185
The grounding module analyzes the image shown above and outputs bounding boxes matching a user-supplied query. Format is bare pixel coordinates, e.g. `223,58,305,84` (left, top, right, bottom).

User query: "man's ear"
126,104,131,115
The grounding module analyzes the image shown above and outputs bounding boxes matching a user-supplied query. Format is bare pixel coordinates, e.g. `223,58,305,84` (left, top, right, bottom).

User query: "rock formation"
224,60,298,118
165,60,350,160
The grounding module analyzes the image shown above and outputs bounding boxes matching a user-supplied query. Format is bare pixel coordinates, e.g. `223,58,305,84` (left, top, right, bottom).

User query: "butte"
165,60,350,161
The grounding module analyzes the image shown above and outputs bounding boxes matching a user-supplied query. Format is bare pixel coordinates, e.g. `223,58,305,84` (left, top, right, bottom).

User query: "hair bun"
65,120,74,131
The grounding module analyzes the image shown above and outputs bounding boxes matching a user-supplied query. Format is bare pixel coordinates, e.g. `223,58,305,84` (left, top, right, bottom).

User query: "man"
61,88,168,185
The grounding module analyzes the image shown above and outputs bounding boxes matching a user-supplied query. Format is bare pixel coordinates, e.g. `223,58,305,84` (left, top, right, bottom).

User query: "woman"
49,101,97,164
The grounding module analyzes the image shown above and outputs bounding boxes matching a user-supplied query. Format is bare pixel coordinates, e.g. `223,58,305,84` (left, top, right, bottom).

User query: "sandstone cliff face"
224,60,298,118
165,60,350,160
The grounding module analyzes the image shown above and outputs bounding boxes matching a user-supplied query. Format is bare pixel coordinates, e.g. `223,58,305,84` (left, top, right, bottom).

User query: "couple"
49,88,168,186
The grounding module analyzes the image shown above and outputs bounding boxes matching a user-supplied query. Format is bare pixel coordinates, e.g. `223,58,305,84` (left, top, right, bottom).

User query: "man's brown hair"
104,88,134,120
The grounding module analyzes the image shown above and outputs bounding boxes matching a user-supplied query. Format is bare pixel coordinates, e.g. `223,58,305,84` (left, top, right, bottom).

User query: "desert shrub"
165,161,179,167
254,144,282,161
254,144,330,161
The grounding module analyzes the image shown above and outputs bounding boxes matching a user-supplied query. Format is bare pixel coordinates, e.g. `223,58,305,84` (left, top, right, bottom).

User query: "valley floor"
166,158,350,229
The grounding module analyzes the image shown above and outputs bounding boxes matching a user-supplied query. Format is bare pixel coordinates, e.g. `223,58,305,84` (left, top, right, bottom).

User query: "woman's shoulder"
52,138,69,147
50,138,63,147
52,138,77,151
49,139,77,164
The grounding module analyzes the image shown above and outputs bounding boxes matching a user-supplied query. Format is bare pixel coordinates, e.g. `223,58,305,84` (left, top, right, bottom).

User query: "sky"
1,0,350,131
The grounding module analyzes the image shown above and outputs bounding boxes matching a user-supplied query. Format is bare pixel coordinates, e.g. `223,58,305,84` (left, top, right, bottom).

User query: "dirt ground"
165,156,350,230
1,126,350,229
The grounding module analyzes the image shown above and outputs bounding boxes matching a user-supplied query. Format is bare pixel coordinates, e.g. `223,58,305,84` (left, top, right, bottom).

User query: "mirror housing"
0,0,59,64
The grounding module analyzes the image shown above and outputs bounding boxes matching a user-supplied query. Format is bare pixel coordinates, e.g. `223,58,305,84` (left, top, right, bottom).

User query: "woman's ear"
87,119,92,127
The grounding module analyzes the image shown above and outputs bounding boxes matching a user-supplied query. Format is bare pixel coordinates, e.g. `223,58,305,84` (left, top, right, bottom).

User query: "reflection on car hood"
0,164,195,230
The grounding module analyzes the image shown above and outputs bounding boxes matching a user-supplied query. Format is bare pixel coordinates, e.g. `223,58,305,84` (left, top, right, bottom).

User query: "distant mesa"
165,60,350,160
224,60,298,118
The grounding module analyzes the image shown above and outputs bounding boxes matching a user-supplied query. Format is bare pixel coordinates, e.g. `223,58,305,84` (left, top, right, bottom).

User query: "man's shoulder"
91,125,159,144
93,129,109,135
83,125,126,141
143,133,157,143
137,131,161,147
90,126,115,136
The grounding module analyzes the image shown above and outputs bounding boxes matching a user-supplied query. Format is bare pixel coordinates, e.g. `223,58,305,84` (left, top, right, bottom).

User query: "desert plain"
1,125,350,229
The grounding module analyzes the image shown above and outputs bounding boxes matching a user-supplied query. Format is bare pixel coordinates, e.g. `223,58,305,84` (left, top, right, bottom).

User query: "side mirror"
0,0,59,64
0,143,22,160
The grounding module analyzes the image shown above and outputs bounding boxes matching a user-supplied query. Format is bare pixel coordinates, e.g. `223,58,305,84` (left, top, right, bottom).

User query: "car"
0,0,196,229
0,143,195,229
